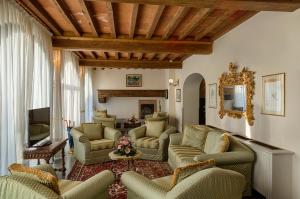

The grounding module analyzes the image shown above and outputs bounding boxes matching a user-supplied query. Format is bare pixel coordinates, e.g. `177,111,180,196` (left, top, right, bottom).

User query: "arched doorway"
183,73,206,126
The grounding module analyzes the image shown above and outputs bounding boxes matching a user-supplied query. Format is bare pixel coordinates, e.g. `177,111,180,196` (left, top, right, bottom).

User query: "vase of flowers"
114,136,137,157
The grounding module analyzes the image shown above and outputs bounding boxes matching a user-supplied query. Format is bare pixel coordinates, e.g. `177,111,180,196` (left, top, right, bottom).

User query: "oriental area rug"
67,160,172,199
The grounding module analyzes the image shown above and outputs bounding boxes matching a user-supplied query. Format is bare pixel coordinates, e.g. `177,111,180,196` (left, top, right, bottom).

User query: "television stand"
23,138,67,177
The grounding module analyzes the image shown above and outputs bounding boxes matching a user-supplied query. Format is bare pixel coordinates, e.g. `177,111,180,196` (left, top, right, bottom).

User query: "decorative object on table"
126,74,142,87
219,63,255,126
208,83,217,108
64,119,75,153
114,136,136,156
128,114,137,123
176,88,181,102
262,73,285,116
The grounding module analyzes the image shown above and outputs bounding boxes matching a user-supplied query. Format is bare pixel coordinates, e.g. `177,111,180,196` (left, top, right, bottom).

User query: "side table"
23,138,67,177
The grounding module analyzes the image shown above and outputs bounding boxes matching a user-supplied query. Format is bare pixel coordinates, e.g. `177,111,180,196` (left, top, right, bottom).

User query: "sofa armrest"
33,164,57,178
169,133,183,145
62,170,114,199
128,125,146,141
121,171,166,199
104,127,122,141
159,126,176,148
194,151,255,165
71,128,91,152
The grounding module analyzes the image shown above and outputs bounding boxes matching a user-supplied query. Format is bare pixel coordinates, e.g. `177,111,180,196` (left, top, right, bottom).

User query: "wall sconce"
169,78,179,86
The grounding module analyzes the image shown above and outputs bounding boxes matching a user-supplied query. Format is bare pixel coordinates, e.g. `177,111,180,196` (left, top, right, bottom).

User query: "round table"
109,150,142,171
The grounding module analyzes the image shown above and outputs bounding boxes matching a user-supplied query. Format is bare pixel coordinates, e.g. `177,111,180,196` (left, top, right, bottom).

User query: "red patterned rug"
67,160,172,199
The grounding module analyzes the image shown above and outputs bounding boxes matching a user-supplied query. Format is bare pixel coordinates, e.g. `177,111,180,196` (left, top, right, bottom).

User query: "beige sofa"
168,125,255,196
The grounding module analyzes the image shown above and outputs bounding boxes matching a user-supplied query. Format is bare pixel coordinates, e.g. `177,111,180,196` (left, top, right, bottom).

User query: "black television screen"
28,107,50,147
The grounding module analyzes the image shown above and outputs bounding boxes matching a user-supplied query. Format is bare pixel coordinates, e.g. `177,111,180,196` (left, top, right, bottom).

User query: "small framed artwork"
208,83,217,108
176,89,181,102
126,74,142,87
262,73,285,116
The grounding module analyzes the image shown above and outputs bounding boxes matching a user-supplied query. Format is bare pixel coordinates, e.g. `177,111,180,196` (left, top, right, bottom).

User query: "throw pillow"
8,163,60,194
181,125,209,150
82,123,103,140
94,110,107,118
152,112,159,118
205,133,230,154
171,159,216,187
145,120,165,138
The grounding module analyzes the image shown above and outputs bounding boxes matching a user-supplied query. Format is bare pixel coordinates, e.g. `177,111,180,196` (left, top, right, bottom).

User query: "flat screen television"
28,107,51,147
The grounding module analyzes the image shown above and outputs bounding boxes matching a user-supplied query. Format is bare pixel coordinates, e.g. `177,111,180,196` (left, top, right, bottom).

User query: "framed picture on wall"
208,83,217,108
262,73,285,116
176,89,181,102
126,74,142,87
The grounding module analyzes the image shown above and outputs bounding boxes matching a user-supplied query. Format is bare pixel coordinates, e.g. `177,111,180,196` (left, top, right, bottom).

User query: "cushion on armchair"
204,131,230,154
90,139,115,151
171,159,216,187
181,125,209,150
8,163,60,194
145,120,165,138
82,123,103,140
135,137,159,149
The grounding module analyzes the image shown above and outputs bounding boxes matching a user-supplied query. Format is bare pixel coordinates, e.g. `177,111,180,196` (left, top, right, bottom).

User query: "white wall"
172,9,300,199
92,69,167,118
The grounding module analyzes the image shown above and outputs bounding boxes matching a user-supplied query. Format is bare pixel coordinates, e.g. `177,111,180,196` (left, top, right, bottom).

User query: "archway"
183,73,206,126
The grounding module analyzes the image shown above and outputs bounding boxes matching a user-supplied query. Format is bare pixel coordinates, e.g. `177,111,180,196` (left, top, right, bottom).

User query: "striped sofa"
168,125,255,196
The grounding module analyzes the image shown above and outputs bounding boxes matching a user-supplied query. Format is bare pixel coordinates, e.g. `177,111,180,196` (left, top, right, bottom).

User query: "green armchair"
93,109,117,128
128,124,176,161
121,167,246,199
72,125,122,165
145,112,169,123
0,164,114,199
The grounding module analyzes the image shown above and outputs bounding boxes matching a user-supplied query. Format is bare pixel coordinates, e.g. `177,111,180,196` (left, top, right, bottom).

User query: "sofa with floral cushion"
72,123,122,165
128,120,176,161
168,125,255,196
0,164,114,199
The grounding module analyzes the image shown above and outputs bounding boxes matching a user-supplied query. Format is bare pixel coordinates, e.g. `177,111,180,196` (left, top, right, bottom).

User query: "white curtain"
84,68,93,122
61,51,81,129
0,0,52,175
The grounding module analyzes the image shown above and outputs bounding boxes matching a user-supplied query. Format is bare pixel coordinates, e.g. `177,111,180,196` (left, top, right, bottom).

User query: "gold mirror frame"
219,63,255,126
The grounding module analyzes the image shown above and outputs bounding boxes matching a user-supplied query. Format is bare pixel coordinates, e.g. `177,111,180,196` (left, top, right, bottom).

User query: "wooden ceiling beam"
138,53,143,60
178,8,211,40
159,54,168,61
53,0,81,36
74,52,84,59
148,53,156,60
212,11,258,40
52,36,212,54
146,5,165,39
115,52,119,59
16,0,63,35
102,52,108,59
79,59,182,68
162,7,190,40
127,53,132,59
129,4,139,39
78,0,100,36
86,0,300,12
106,2,117,38
195,10,234,40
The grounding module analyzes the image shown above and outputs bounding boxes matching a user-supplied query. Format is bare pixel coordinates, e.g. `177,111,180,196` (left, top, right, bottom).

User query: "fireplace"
139,100,157,119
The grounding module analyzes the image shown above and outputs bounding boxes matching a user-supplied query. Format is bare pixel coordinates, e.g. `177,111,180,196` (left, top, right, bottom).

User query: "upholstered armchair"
93,109,117,128
121,167,246,199
128,121,176,161
0,164,114,199
72,123,122,165
145,112,169,123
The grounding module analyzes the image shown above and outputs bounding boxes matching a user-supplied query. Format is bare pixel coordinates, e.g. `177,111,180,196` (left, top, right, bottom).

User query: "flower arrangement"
114,136,136,156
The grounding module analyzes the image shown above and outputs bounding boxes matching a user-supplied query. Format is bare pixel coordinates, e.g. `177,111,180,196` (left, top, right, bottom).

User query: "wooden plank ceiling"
16,0,300,69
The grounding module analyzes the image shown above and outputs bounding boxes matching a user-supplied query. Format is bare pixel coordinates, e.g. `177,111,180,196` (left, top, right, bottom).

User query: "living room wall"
92,68,168,118
171,9,300,199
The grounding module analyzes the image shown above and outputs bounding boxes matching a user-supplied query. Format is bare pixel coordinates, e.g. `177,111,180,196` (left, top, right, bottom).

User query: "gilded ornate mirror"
219,63,255,125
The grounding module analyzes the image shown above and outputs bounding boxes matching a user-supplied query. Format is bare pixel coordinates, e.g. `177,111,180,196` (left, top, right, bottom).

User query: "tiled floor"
37,147,265,199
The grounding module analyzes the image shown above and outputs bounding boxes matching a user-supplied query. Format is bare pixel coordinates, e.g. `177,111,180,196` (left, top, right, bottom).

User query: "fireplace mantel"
98,89,168,103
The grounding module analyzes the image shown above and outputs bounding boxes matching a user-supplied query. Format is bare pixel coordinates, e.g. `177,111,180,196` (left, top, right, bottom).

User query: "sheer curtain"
0,0,52,175
61,51,81,129
84,68,94,122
